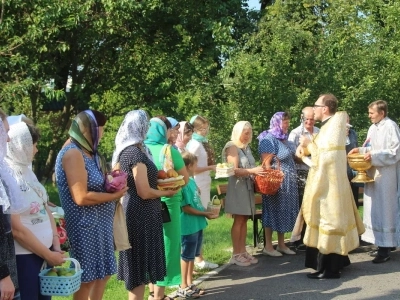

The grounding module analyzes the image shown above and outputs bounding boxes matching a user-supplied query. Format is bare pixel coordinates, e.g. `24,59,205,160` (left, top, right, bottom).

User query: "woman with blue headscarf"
257,112,299,257
55,110,128,300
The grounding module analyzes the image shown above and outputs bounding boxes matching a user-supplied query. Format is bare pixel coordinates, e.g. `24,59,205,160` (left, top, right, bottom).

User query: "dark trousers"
16,253,51,300
305,247,350,274
378,247,390,257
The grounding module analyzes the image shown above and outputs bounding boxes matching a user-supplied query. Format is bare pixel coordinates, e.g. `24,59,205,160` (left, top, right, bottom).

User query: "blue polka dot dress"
258,134,299,232
55,143,117,282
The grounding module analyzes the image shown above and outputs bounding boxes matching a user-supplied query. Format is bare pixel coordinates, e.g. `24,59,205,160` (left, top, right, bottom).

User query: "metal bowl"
347,153,374,183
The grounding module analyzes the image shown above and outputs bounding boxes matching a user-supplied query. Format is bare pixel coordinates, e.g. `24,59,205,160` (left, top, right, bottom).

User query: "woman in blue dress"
55,110,127,300
258,112,299,257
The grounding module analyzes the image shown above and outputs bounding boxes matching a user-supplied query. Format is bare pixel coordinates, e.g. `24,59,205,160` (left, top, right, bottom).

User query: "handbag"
254,155,284,195
161,201,171,223
113,198,131,251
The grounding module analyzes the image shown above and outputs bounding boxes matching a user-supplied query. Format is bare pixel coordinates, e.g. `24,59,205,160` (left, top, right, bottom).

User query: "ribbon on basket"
254,155,284,195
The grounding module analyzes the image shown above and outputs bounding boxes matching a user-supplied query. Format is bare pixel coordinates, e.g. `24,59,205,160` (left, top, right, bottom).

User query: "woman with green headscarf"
55,110,128,300
144,116,189,300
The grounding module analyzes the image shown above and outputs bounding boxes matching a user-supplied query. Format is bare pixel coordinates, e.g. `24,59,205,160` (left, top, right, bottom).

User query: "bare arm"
133,163,177,199
62,148,127,206
182,205,218,219
11,215,66,266
194,165,216,174
45,206,62,252
226,145,266,177
176,165,189,185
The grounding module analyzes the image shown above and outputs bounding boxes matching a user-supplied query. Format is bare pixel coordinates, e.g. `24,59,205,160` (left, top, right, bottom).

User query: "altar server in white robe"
349,100,400,263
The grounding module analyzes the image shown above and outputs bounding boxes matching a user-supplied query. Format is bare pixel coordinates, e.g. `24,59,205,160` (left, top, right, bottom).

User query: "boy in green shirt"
178,152,218,298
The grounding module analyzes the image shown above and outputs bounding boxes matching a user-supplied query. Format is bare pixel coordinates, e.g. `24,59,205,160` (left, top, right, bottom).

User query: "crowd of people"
1,94,400,299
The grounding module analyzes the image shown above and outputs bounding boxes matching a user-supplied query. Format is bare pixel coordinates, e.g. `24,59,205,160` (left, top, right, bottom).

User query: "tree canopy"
1,0,400,180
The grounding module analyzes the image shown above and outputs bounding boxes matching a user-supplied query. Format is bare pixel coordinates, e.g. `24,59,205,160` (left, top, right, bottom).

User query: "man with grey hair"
288,107,319,250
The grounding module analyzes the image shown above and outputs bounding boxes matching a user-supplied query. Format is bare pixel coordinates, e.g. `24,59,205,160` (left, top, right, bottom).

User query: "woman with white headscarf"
7,122,66,300
114,111,177,300
222,121,266,267
0,109,29,300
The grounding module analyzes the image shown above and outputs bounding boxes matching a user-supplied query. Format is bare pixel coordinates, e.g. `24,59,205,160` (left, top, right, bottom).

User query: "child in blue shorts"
178,152,218,299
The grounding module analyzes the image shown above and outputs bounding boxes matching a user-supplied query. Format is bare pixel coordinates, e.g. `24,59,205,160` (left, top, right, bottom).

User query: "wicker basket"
207,195,222,216
254,156,284,195
39,258,83,296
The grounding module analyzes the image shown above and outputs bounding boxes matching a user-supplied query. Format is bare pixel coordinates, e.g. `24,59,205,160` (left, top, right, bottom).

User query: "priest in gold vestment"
297,94,365,279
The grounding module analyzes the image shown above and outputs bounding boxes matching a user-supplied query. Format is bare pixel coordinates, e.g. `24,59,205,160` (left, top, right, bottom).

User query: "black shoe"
390,247,396,251
307,270,340,279
307,271,322,279
369,250,378,257
295,244,307,252
372,255,390,264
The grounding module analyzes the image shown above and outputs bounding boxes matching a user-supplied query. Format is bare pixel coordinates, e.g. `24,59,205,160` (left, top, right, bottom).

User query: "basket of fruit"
39,257,83,296
207,195,221,216
157,169,186,191
215,162,235,179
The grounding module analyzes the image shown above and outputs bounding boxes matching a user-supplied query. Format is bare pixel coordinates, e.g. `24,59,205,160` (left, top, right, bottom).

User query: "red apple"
158,170,168,179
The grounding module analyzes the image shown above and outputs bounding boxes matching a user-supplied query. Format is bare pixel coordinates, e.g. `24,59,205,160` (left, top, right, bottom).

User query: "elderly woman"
0,110,30,300
55,110,127,300
113,111,177,300
223,121,265,266
144,116,189,300
257,112,299,257
175,122,194,153
8,122,66,300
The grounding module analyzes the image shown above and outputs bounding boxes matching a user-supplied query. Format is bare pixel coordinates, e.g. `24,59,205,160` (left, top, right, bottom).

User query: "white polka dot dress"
258,134,299,232
117,145,166,291
55,144,117,282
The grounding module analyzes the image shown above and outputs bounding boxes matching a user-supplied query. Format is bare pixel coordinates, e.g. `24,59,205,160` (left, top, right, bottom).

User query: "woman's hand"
251,166,267,176
209,165,216,171
111,186,129,199
0,276,15,300
45,250,67,266
162,189,179,197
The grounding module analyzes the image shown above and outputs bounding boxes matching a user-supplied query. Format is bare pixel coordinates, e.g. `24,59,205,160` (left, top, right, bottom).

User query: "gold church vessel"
347,153,374,183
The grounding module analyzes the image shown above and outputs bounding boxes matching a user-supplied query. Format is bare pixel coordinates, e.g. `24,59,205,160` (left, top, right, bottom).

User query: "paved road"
196,245,400,300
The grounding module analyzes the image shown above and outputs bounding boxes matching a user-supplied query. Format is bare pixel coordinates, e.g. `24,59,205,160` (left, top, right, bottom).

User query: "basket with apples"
157,169,185,191
39,258,83,296
207,195,221,216
215,162,235,179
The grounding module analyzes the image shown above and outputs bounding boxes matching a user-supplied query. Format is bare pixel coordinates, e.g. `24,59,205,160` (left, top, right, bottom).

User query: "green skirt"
157,190,182,286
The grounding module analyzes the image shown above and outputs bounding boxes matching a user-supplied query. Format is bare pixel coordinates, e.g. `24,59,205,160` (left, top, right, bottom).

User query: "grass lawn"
47,181,363,299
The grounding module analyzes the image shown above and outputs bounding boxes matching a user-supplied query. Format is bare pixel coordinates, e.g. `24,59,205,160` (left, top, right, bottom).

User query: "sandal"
189,284,205,295
148,292,173,300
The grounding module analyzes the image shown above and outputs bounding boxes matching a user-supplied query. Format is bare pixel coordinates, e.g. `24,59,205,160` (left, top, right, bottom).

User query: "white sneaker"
194,260,219,269
229,254,251,266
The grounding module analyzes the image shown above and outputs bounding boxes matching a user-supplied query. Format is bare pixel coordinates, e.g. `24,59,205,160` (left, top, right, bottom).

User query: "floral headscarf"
68,110,107,174
144,118,168,146
112,110,149,167
0,120,29,213
258,112,288,141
